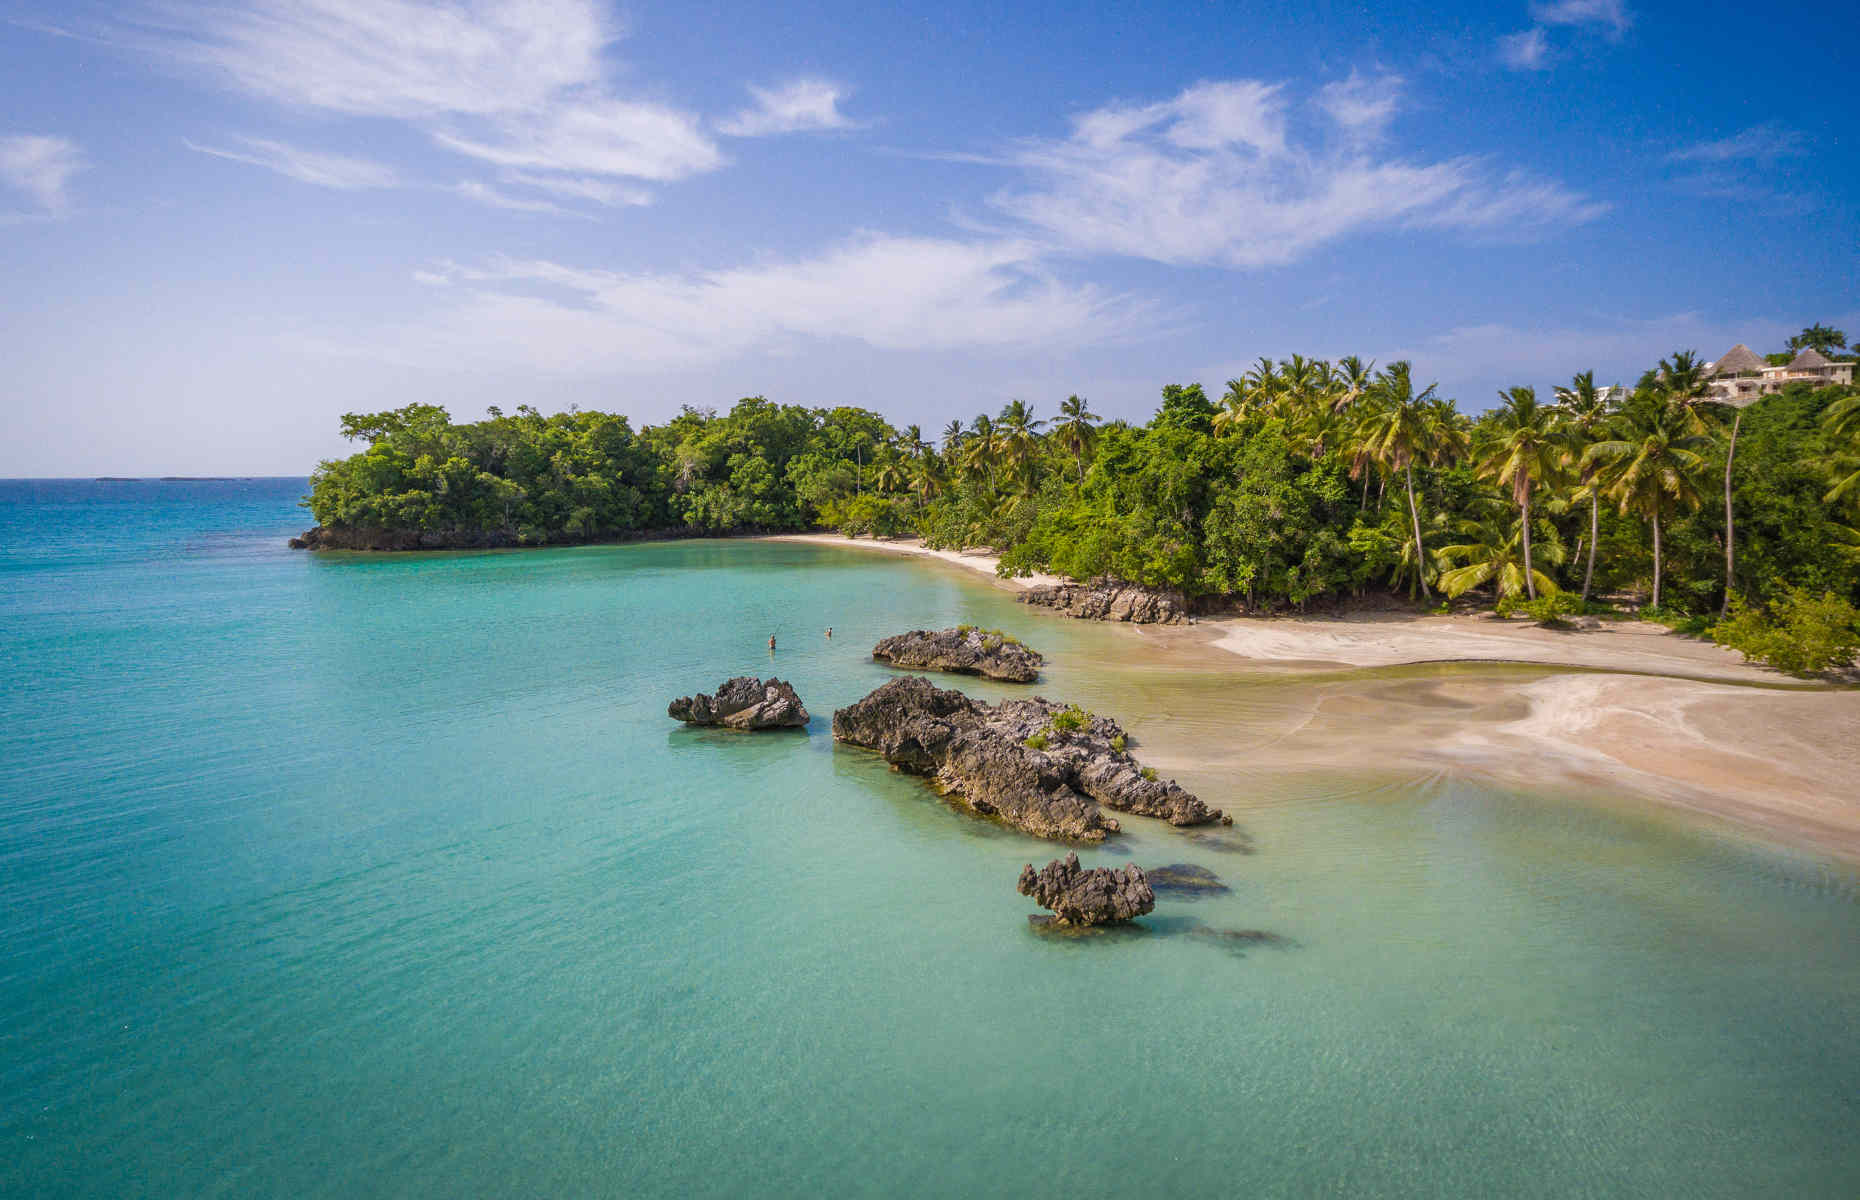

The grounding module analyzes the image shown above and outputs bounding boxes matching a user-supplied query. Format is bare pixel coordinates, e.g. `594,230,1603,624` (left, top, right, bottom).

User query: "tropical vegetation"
307,324,1860,673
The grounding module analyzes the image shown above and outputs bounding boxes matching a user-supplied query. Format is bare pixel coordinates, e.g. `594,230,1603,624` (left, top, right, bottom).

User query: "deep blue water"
3,479,1858,1197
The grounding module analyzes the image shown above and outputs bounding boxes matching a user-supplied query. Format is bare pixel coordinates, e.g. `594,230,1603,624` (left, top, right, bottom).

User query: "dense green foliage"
308,326,1860,671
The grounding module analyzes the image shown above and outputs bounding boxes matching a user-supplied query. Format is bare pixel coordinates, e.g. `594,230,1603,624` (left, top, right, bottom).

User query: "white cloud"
135,1,722,188
989,79,1605,268
499,171,651,207
0,133,85,216
1529,0,1633,36
452,180,582,215
1668,123,1809,165
183,135,399,189
1315,72,1404,141
1497,28,1551,70
357,235,1149,374
718,79,857,137
148,0,609,119
432,99,721,180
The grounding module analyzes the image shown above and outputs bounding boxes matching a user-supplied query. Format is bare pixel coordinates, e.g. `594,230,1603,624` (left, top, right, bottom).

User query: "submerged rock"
1017,852,1154,926
668,677,809,730
1017,576,1190,624
871,627,1043,682
1145,863,1231,897
830,677,1231,840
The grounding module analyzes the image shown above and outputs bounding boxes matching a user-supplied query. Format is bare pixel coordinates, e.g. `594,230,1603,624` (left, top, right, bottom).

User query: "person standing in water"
825,627,832,639
768,634,776,653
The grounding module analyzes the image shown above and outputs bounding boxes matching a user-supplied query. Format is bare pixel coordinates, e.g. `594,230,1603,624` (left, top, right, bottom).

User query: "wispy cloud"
718,79,857,137
1497,28,1551,70
1668,123,1809,165
1314,72,1404,142
0,133,85,217
132,0,723,192
356,235,1150,374
452,180,583,216
987,79,1605,269
499,172,651,207
184,135,399,189
1529,0,1633,37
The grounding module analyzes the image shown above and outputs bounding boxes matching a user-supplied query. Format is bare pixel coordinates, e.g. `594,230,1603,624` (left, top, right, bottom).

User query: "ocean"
3,478,1857,1197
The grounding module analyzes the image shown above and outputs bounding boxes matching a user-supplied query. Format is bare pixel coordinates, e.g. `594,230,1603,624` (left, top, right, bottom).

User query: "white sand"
764,533,1067,589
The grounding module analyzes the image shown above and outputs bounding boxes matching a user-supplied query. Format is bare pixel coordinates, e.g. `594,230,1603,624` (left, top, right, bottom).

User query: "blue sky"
2,0,1855,474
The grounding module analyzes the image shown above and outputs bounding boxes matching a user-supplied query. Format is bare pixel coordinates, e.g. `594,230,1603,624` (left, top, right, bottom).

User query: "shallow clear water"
4,479,1858,1197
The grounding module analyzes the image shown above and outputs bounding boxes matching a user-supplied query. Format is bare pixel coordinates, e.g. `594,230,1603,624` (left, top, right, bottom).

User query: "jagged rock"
1145,863,1231,897
668,677,809,730
982,697,1231,827
830,677,1230,839
830,676,1116,840
1017,576,1190,624
1017,853,1154,926
871,627,1043,682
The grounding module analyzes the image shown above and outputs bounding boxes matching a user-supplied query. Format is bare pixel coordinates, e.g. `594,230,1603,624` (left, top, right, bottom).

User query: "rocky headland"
669,677,810,729
830,676,1229,840
1018,853,1155,926
1017,576,1190,624
871,627,1044,682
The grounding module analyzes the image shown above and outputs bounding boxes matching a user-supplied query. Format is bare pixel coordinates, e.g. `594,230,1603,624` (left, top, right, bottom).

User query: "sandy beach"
777,533,1860,863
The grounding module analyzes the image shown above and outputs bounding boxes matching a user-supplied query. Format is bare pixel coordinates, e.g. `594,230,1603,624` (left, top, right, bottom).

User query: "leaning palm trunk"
1650,510,1663,611
1405,461,1431,602
1720,410,1742,617
1519,491,1536,600
1582,493,1598,604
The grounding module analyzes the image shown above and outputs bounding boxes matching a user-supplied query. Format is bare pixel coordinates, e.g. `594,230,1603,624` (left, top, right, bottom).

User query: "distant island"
297,326,1860,675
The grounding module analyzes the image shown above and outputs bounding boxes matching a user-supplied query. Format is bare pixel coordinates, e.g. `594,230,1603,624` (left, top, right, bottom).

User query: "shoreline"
778,531,1860,864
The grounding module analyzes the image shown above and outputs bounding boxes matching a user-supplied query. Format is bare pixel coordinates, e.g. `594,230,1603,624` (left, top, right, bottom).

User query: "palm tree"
1822,394,1860,507
996,399,1045,491
1435,497,1565,603
1789,323,1848,356
1553,370,1610,603
871,452,908,496
1352,362,1457,601
1475,386,1564,600
1055,394,1100,481
899,424,927,458
1212,378,1256,436
1586,392,1710,611
962,413,999,488
910,451,949,507
1330,356,1375,415
1656,349,1756,616
1244,357,1282,417
940,420,964,455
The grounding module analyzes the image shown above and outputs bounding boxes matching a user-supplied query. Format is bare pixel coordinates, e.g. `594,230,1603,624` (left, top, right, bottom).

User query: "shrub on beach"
1712,588,1860,675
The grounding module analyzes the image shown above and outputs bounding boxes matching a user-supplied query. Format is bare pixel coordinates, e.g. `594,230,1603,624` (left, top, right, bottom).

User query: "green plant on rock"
1110,733,1127,754
1139,766,1158,781
1023,731,1049,750
1050,705,1091,733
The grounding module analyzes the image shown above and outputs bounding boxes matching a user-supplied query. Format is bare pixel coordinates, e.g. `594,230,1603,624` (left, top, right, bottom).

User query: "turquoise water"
4,479,1858,1197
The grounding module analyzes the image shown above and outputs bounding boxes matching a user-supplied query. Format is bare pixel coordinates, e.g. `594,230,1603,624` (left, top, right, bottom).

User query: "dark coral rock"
1017,576,1190,624
668,677,809,729
871,627,1043,682
1017,852,1155,926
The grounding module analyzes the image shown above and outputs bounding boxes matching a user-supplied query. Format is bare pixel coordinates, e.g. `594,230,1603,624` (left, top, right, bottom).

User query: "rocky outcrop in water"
669,677,809,729
871,627,1043,682
1017,853,1154,926
1017,576,1190,625
830,676,1229,840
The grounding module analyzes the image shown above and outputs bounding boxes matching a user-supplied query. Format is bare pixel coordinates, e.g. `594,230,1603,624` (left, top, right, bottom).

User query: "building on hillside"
1705,343,1854,404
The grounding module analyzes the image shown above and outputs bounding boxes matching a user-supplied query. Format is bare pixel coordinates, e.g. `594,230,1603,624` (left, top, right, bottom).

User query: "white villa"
1705,343,1855,404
